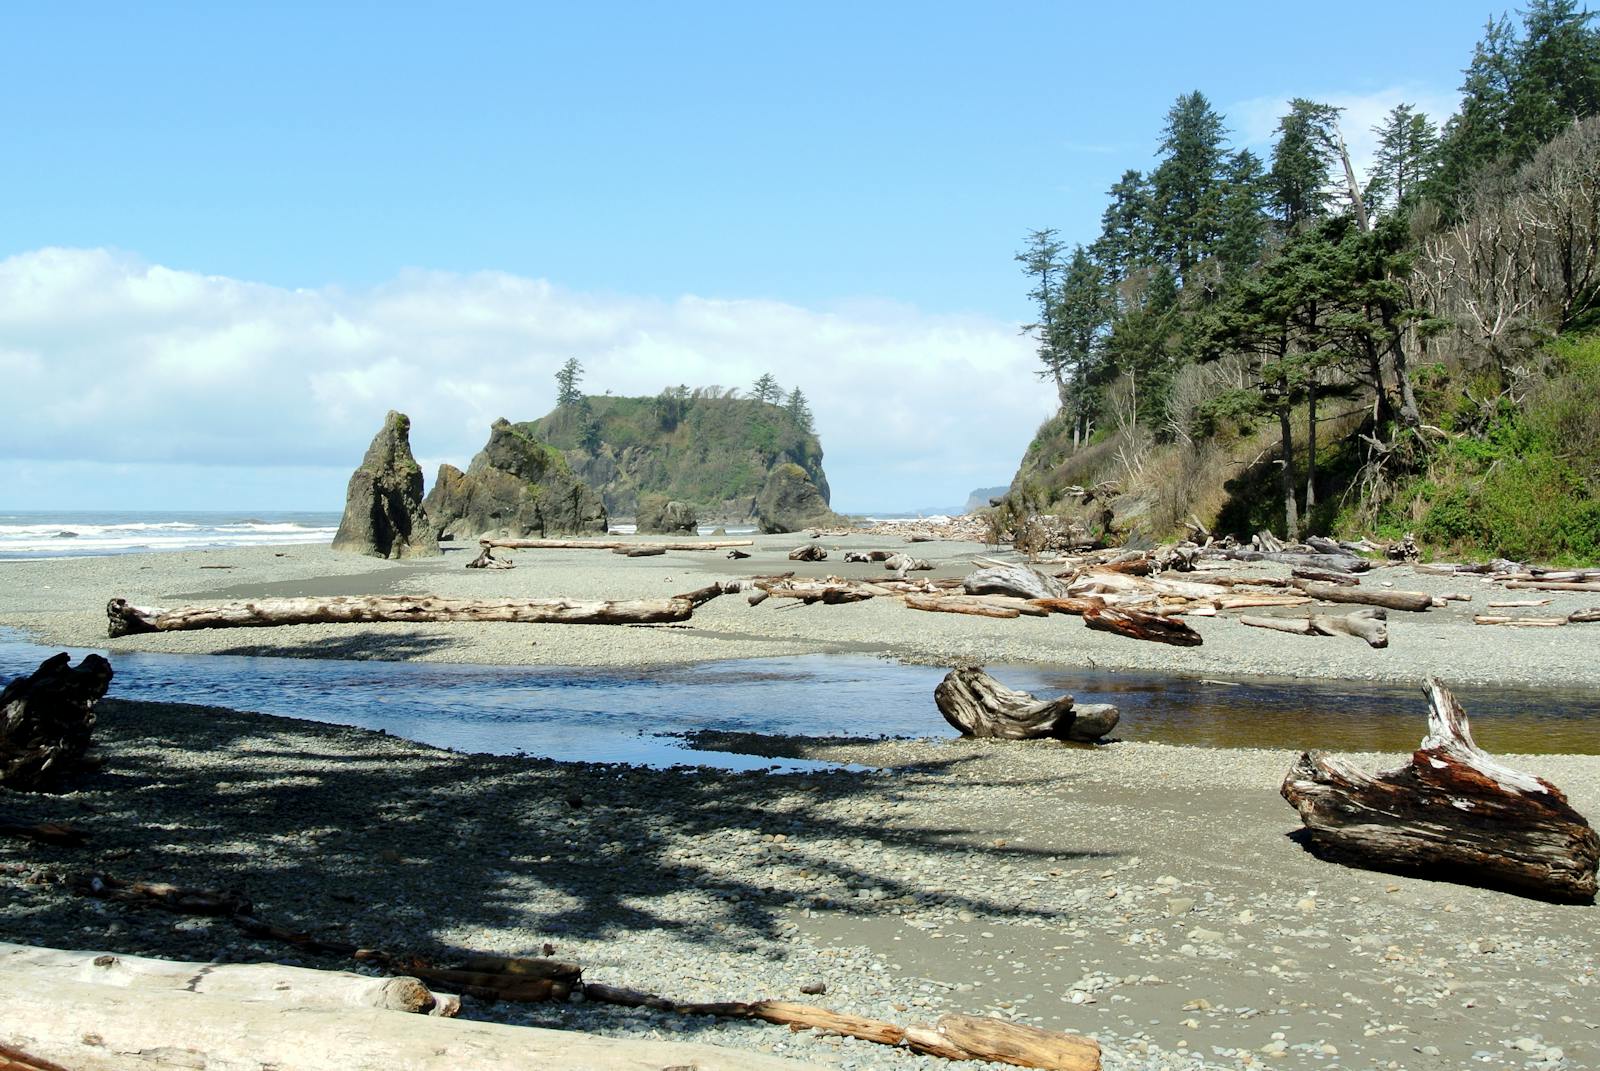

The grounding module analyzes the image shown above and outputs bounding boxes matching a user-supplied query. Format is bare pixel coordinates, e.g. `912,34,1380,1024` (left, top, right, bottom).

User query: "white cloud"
0,248,1048,512
1227,84,1460,184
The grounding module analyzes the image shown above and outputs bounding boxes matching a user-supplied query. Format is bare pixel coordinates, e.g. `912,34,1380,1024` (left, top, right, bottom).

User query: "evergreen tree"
1368,104,1441,215
786,387,815,434
1094,170,1156,284
555,358,584,408
1016,228,1068,401
1104,264,1183,430
752,373,783,404
1215,149,1270,276
1054,245,1112,443
1269,99,1343,230
1433,16,1519,208
1150,91,1229,280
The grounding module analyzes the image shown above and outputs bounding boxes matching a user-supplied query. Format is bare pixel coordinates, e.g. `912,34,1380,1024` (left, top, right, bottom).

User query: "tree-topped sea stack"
331,411,440,559
755,462,845,533
423,419,606,541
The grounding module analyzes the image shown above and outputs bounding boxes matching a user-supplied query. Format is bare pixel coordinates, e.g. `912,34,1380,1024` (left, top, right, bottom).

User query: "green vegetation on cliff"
521,385,830,519
1008,1,1600,563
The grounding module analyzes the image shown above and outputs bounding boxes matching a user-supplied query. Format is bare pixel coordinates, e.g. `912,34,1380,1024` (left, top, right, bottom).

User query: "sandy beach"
3,537,1598,1070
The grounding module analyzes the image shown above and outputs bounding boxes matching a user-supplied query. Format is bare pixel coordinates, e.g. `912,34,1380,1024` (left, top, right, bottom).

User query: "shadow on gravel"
212,632,462,661
0,696,1119,981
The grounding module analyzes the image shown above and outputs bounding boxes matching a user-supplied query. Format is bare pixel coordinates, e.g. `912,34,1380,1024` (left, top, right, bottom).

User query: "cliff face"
423,419,607,540
521,393,832,523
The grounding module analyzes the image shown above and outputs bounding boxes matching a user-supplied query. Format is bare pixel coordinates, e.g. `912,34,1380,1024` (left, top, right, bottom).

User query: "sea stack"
423,419,607,540
331,410,441,559
755,462,845,533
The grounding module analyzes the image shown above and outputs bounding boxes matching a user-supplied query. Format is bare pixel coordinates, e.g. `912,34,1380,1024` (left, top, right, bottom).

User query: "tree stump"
1281,679,1600,902
934,667,1117,742
0,654,113,791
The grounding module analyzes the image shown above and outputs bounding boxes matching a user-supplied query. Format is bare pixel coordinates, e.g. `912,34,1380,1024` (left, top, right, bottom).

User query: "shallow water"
3,632,1598,769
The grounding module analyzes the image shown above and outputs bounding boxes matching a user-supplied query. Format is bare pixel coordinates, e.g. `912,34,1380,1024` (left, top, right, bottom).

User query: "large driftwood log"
0,653,113,791
1239,608,1388,648
1293,580,1432,612
480,538,754,551
963,563,1067,601
0,942,457,1016
0,974,820,1071
107,586,734,636
934,667,1117,742
788,543,828,561
1219,548,1372,573
1082,607,1202,646
1281,679,1600,902
582,984,1100,1070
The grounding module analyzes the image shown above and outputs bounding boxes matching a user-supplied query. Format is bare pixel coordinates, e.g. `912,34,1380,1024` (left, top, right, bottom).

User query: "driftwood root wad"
0,653,113,791
1281,678,1599,903
934,666,1116,742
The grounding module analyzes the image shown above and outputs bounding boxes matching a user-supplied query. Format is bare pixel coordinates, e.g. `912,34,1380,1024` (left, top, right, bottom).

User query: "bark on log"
1240,609,1388,648
1029,597,1108,616
963,564,1067,601
0,942,457,1017
936,667,1077,740
0,974,821,1071
1082,607,1202,646
0,653,114,791
905,595,1020,619
480,538,753,551
1292,581,1432,612
1281,679,1600,903
107,587,734,636
581,983,1100,1070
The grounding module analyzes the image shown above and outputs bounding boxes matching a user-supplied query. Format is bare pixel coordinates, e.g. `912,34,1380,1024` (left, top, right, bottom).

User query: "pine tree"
555,358,584,408
1506,0,1600,160
1368,105,1441,215
786,388,815,434
1433,16,1518,208
1094,170,1156,284
1215,149,1270,276
752,373,783,404
1054,246,1112,443
1015,228,1068,402
1150,91,1230,280
1269,99,1343,230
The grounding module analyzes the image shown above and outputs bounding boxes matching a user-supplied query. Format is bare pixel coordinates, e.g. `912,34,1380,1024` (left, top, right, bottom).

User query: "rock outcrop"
636,494,698,535
331,411,440,559
755,463,846,533
423,419,606,541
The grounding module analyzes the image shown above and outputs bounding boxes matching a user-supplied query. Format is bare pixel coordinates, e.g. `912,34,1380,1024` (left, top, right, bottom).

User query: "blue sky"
1,2,1485,512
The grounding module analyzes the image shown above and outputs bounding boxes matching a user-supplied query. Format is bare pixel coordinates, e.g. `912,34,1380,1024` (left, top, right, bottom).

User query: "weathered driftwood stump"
1281,679,1600,903
934,667,1118,743
0,653,113,791
788,544,828,562
963,564,1066,601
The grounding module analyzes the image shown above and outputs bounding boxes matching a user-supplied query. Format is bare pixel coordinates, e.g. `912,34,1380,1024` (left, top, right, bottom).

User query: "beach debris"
788,543,828,562
726,548,751,559
934,666,1117,742
465,545,515,569
1290,580,1433,613
0,652,113,791
963,561,1068,601
106,586,738,637
1082,606,1203,647
611,545,667,557
478,537,753,551
1239,608,1389,648
1281,679,1600,903
884,553,932,574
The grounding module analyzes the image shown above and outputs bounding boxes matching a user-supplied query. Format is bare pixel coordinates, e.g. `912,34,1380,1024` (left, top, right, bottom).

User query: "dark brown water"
3,631,1595,767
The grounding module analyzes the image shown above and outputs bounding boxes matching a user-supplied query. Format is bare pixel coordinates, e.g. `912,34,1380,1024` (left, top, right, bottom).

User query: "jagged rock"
331,411,440,559
423,419,606,541
756,463,844,534
636,494,698,535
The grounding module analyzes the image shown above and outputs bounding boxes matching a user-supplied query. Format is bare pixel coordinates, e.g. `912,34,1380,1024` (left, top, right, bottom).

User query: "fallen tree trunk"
582,983,1101,1070
0,974,819,1071
480,538,754,551
1292,581,1432,612
1281,679,1600,903
1291,566,1359,586
0,942,457,1016
1239,609,1388,648
963,563,1067,601
107,586,735,636
1503,580,1600,593
933,666,1116,741
905,595,1023,619
1,653,114,791
1217,549,1372,573
612,545,666,557
1082,607,1202,646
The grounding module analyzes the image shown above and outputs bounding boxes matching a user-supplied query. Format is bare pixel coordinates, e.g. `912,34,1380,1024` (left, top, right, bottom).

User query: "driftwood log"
480,538,753,551
612,545,667,557
0,942,457,1017
788,543,828,562
1239,608,1388,648
582,983,1100,1070
0,653,113,791
1082,607,1202,647
934,667,1117,742
963,563,1067,601
465,545,515,569
1293,580,1432,612
107,586,734,636
1281,679,1600,902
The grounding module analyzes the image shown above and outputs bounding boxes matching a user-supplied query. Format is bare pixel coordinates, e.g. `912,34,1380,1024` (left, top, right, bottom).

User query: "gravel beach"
2,537,1598,1070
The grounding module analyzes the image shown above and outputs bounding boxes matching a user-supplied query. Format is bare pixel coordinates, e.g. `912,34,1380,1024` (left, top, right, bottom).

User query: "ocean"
0,510,344,560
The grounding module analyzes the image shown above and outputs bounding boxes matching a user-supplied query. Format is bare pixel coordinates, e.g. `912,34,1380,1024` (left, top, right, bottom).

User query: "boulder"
331,411,440,559
423,419,606,541
756,463,845,534
636,494,698,535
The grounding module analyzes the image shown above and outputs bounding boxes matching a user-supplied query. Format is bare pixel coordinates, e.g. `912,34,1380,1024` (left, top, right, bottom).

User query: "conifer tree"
1269,99,1343,230
555,358,584,408
1215,149,1270,276
1094,171,1157,284
786,388,815,434
1016,228,1068,402
1054,245,1112,444
1368,105,1441,215
1150,91,1229,280
752,373,783,404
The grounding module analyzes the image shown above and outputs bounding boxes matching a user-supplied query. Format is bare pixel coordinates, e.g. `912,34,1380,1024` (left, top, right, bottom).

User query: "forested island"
1006,0,1600,563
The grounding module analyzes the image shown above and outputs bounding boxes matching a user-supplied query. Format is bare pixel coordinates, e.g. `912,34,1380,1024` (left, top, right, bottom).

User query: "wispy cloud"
0,248,1048,512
